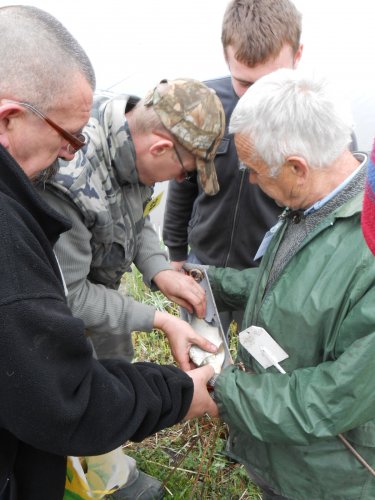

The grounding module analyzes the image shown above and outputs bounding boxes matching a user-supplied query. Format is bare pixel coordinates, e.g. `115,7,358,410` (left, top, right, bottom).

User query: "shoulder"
203,76,238,121
204,76,232,95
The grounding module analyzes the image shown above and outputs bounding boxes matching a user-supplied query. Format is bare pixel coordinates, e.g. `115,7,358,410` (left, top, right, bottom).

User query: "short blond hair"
222,0,302,66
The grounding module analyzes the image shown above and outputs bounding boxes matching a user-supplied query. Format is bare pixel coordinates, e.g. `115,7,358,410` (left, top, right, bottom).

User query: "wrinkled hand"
154,311,218,371
153,269,206,318
184,364,219,419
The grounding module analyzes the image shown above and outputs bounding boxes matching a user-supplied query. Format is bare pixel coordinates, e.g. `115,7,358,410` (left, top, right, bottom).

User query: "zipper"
224,169,246,267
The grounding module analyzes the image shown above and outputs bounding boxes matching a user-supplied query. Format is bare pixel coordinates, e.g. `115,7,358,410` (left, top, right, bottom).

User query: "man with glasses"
0,7,218,499
39,78,225,499
3,100,86,154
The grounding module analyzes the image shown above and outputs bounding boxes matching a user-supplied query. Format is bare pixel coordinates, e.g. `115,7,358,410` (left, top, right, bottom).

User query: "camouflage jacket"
42,93,171,342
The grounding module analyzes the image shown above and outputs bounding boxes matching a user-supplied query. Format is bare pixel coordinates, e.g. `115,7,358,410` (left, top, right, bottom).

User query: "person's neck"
298,150,361,210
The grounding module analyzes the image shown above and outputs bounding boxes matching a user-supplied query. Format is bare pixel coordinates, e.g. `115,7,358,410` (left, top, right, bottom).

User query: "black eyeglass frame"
174,144,195,181
4,99,86,153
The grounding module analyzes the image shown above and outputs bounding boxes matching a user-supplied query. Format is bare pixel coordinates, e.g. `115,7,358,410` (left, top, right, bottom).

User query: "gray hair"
229,68,353,174
0,5,96,112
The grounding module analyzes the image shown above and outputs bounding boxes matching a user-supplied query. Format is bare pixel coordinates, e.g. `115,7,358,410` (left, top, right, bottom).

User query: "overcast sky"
6,0,375,150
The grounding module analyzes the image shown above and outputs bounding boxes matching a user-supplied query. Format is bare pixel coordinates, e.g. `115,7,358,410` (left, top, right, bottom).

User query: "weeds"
120,266,261,499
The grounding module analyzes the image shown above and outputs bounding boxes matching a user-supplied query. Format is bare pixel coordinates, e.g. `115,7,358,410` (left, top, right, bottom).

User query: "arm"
0,207,208,457
42,188,156,336
162,178,198,263
133,215,172,286
40,190,216,366
135,216,208,318
208,265,258,312
1,294,216,455
215,287,375,445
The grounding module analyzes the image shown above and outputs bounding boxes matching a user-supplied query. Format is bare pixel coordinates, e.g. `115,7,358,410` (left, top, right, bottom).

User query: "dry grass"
120,267,261,499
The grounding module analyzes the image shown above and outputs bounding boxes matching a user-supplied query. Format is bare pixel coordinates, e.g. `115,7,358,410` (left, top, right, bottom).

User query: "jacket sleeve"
215,285,375,446
208,266,258,312
162,178,198,261
41,188,156,336
1,297,193,456
133,216,172,288
0,206,193,457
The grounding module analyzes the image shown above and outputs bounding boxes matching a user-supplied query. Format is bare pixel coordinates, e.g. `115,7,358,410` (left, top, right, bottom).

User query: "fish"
189,317,225,373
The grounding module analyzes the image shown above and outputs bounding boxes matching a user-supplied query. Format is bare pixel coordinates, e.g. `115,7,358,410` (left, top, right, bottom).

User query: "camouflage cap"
144,78,225,195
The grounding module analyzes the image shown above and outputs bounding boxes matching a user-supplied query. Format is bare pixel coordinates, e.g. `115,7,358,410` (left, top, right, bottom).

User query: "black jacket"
0,146,193,499
163,76,282,269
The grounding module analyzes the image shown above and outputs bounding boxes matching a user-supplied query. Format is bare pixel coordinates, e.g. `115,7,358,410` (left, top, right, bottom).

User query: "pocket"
215,137,230,156
346,420,375,447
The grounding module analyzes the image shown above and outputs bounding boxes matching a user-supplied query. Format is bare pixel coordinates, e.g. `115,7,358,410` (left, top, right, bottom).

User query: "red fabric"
362,139,375,255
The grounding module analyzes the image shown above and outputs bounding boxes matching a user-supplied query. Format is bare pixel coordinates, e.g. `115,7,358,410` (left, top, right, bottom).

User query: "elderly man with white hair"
207,69,375,499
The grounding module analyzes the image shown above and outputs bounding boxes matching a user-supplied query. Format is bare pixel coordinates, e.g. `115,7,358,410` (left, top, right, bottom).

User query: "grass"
119,266,261,499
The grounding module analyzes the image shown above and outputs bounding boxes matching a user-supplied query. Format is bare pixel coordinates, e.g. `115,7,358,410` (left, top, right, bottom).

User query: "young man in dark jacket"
0,6,217,499
162,0,304,332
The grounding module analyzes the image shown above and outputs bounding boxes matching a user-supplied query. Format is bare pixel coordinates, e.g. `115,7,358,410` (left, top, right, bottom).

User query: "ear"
149,137,173,157
285,155,309,183
0,103,23,148
293,44,304,68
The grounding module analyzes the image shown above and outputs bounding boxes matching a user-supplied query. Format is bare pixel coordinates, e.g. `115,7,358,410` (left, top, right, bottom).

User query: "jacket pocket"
215,137,230,156
346,420,375,447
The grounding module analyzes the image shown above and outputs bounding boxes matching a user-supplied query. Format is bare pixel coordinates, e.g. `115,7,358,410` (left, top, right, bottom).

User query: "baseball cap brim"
196,157,219,196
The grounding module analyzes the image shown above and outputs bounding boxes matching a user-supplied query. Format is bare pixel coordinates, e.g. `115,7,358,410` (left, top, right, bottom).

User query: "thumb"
198,363,215,382
192,335,219,354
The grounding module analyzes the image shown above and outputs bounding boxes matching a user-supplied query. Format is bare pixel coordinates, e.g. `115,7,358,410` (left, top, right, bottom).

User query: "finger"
188,360,198,370
176,352,192,371
206,399,219,418
199,363,215,381
192,301,206,319
191,335,218,353
171,296,193,313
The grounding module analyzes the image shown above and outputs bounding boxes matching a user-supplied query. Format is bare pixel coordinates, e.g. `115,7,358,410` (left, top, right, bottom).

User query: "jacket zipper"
224,169,246,267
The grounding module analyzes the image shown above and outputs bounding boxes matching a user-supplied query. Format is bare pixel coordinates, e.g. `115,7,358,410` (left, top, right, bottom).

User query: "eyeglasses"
174,145,195,181
5,99,86,154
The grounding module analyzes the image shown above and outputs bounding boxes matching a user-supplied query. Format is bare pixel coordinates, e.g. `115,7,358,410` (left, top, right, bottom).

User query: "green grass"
119,266,261,499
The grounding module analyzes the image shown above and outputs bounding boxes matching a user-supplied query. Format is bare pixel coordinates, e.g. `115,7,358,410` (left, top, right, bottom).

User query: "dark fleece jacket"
0,145,193,500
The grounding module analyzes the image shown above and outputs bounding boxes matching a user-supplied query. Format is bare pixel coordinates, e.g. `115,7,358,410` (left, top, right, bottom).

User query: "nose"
58,144,76,161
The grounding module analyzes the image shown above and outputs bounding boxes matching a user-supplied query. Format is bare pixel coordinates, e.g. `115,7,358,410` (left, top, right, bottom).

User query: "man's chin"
32,159,59,185
275,200,286,208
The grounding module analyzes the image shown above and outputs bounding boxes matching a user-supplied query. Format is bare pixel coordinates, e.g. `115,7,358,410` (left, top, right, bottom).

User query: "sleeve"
208,265,258,312
133,216,172,288
162,178,199,261
215,286,375,446
0,208,194,458
1,297,193,456
41,188,155,336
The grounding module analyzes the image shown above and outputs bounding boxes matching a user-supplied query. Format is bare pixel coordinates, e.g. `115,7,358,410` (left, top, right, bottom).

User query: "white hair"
229,68,354,175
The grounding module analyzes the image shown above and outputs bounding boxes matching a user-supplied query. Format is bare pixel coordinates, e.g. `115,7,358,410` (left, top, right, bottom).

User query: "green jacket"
209,191,375,499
